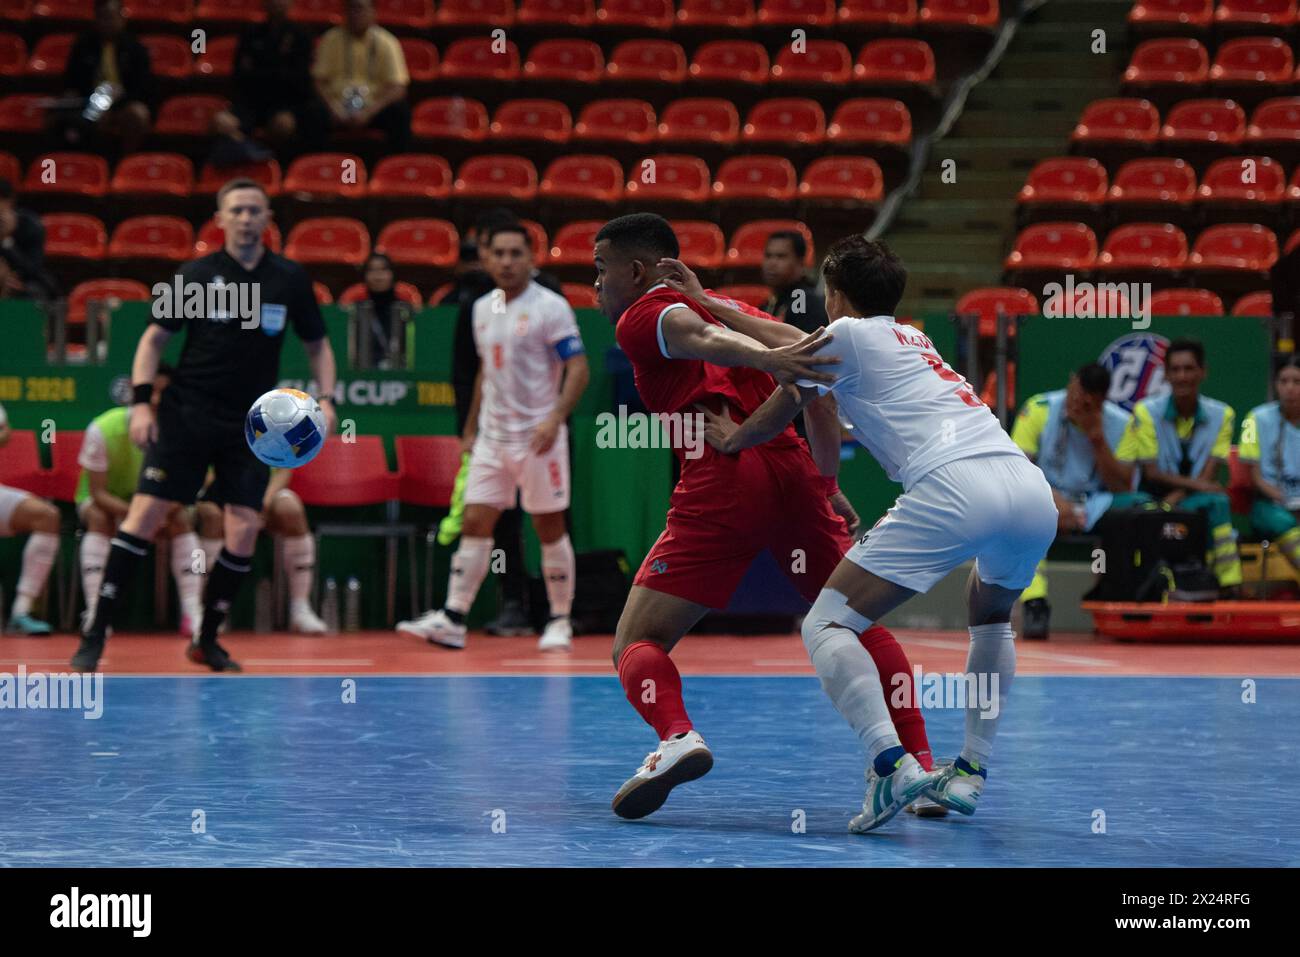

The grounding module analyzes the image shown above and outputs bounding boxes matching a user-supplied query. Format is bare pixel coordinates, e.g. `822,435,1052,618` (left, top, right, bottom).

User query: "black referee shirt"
150,248,326,419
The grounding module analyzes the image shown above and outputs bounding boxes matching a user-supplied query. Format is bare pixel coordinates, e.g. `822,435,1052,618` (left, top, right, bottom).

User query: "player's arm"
302,336,338,436
660,306,838,387
127,324,174,448
699,384,816,455
532,353,589,454
1247,461,1287,504
802,391,860,534
462,364,482,455
658,257,805,349
87,468,131,520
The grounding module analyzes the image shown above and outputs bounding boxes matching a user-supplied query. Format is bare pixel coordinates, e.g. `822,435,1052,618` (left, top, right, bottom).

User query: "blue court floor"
1,676,1296,867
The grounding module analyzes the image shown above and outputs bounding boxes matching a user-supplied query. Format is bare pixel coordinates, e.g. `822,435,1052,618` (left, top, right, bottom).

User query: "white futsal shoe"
612,730,714,820
849,753,935,833
537,616,572,651
906,758,950,817
289,603,329,634
396,609,467,649
925,760,985,816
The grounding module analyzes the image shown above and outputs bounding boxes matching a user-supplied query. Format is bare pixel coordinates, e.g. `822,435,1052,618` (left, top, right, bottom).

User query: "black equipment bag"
1087,507,1218,602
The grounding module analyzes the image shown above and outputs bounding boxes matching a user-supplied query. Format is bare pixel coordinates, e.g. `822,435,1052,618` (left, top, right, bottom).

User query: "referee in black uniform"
72,178,338,672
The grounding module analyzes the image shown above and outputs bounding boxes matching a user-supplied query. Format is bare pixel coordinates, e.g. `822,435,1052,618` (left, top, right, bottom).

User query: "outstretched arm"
661,306,838,387
698,385,817,455
658,257,806,349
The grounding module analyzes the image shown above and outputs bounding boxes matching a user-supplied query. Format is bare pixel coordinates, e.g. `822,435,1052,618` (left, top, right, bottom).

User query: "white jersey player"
398,224,590,651
0,402,61,634
664,235,1056,832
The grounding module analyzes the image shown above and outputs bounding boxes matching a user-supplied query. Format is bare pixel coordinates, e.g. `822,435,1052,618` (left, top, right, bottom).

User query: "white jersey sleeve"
796,320,860,396
78,421,110,473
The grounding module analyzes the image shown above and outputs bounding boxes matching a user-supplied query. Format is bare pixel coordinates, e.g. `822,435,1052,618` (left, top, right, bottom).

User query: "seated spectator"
58,0,153,154
0,179,55,301
311,0,411,150
351,253,410,368
1239,356,1300,575
762,229,827,335
210,0,326,165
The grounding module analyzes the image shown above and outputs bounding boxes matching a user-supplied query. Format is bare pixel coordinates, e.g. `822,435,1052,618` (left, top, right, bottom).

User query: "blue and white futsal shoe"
924,757,986,816
849,753,936,833
8,612,52,635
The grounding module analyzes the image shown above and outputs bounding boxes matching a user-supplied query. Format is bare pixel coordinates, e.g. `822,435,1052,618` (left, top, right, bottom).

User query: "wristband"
131,383,152,406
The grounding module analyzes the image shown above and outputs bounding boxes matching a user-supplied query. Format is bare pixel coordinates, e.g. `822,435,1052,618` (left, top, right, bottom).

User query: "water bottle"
82,82,116,123
253,579,272,633
322,577,339,634
344,577,361,632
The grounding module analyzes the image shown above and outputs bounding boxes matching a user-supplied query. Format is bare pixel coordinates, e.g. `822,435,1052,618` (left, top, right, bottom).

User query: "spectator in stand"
762,230,827,335
352,253,408,368
210,0,325,165
0,180,55,301
59,0,153,154
311,0,411,150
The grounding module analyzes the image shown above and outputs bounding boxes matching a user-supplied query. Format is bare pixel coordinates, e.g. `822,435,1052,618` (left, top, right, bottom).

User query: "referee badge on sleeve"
260,303,287,336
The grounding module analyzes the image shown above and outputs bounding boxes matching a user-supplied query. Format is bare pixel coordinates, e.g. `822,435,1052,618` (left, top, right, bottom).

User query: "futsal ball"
245,388,327,468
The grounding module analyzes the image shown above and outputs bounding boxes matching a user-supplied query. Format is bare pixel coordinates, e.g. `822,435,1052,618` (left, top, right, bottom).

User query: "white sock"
80,531,111,618
170,532,204,622
13,531,58,617
960,622,1017,768
281,534,316,606
446,536,493,615
540,534,574,618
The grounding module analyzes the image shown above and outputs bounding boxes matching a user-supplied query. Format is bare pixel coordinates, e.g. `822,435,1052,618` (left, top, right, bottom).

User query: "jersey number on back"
919,352,983,408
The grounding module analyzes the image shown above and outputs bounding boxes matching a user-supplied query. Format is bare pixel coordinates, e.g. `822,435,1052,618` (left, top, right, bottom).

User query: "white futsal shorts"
0,483,32,536
847,452,1057,593
464,428,570,514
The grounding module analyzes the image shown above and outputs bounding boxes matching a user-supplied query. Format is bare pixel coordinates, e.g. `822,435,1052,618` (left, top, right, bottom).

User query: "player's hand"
764,329,839,387
530,417,560,454
696,401,739,454
129,403,157,448
656,257,707,302
828,489,860,536
460,429,476,456
1164,489,1187,507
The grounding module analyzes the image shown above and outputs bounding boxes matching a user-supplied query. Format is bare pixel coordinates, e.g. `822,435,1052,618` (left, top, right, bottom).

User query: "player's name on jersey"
1042,276,1153,329
150,276,262,327
595,404,705,460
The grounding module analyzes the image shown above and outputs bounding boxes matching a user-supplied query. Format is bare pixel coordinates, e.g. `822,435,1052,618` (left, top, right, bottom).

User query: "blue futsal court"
3,674,1297,868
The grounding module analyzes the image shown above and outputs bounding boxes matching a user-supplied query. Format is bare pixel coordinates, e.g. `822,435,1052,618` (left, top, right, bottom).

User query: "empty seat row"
1072,96,1300,148
1124,36,1298,88
1129,0,1297,30
1005,221,1295,273
1020,154,1300,206
956,286,1275,326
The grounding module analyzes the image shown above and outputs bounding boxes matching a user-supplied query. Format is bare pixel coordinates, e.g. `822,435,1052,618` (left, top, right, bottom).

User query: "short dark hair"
1274,355,1300,378
364,252,394,272
595,212,679,261
766,229,806,261
487,223,531,248
820,235,906,316
1075,362,1111,398
216,177,269,207
473,206,518,239
1165,337,1205,369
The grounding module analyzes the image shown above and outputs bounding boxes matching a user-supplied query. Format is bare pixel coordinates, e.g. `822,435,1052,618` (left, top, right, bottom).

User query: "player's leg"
164,504,204,638
1,487,60,635
1181,492,1242,591
78,501,116,625
264,488,326,634
1250,499,1300,571
522,428,574,651
194,499,225,590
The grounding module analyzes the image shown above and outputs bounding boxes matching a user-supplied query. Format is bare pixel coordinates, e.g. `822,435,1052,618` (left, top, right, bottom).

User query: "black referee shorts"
137,391,270,511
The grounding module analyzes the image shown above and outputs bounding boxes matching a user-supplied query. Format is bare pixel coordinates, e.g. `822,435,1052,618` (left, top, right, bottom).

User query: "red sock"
859,624,934,771
617,641,693,740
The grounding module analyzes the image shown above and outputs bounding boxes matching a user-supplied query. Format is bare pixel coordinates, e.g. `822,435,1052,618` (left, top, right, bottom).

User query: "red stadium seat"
756,0,835,26
412,97,489,141
25,33,73,75
743,98,827,145
313,282,334,305
677,0,755,25
395,435,463,508
0,151,18,185
714,285,771,308
798,156,884,202
1071,98,1161,145
1232,290,1273,315
288,0,343,23
1288,229,1300,254
1197,155,1287,203
1107,158,1197,204
854,39,937,86
42,213,107,259
0,0,30,15
1128,0,1212,28
0,33,26,76
375,0,434,27
284,153,368,198
539,155,625,202
439,38,520,82
1148,288,1224,315
674,221,726,269
192,216,281,255
598,0,675,27
1213,0,1296,27
1210,37,1293,86
689,41,770,86
195,34,237,77
839,0,917,26
289,436,397,506
1004,222,1099,270
398,38,438,81
827,98,912,146
920,0,998,29
658,98,741,145
1096,222,1189,270
155,95,228,135
519,0,597,25
607,40,687,84
562,283,599,308
436,0,515,24
195,0,263,22
1188,223,1279,271
1017,158,1108,205
524,39,604,84
284,217,371,266
1247,97,1300,144
954,287,1038,337
727,220,814,267
1123,39,1209,87
33,0,93,17
490,99,573,143
122,0,192,23
369,154,452,199
23,152,108,196
1160,98,1247,145
0,428,42,493
712,155,798,202
107,216,194,260
772,41,853,86
110,152,194,197
139,34,192,78
339,281,423,307
67,279,151,325
549,221,604,265
0,95,45,132
195,158,281,196
624,154,711,202
574,99,657,143
453,155,539,200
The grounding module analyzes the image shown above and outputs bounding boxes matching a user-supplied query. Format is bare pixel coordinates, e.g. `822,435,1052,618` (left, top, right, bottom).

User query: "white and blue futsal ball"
245,388,327,468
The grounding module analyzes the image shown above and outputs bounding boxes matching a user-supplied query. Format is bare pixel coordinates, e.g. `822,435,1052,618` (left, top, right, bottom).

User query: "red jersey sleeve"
615,296,670,367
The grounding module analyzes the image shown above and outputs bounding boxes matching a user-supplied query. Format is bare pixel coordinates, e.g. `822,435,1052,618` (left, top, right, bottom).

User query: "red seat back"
1149,288,1225,316
412,97,489,140
689,40,769,84
1072,98,1161,142
374,219,459,267
1124,38,1209,85
1018,158,1109,204
827,98,911,144
728,220,814,267
1108,158,1197,203
624,154,712,202
290,435,397,506
369,154,452,199
46,429,84,502
574,99,657,143
42,213,107,258
395,435,463,507
658,98,741,144
606,39,687,83
1097,222,1189,270
712,155,798,201
1161,99,1247,144
0,429,42,493
284,218,371,266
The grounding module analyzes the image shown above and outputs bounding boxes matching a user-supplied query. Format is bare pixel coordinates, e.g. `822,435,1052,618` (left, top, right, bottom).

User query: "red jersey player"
593,213,935,819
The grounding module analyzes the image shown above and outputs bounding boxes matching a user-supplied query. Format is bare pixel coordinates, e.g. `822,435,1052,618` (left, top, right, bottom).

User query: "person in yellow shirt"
1116,338,1242,591
1238,357,1300,572
311,0,411,149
